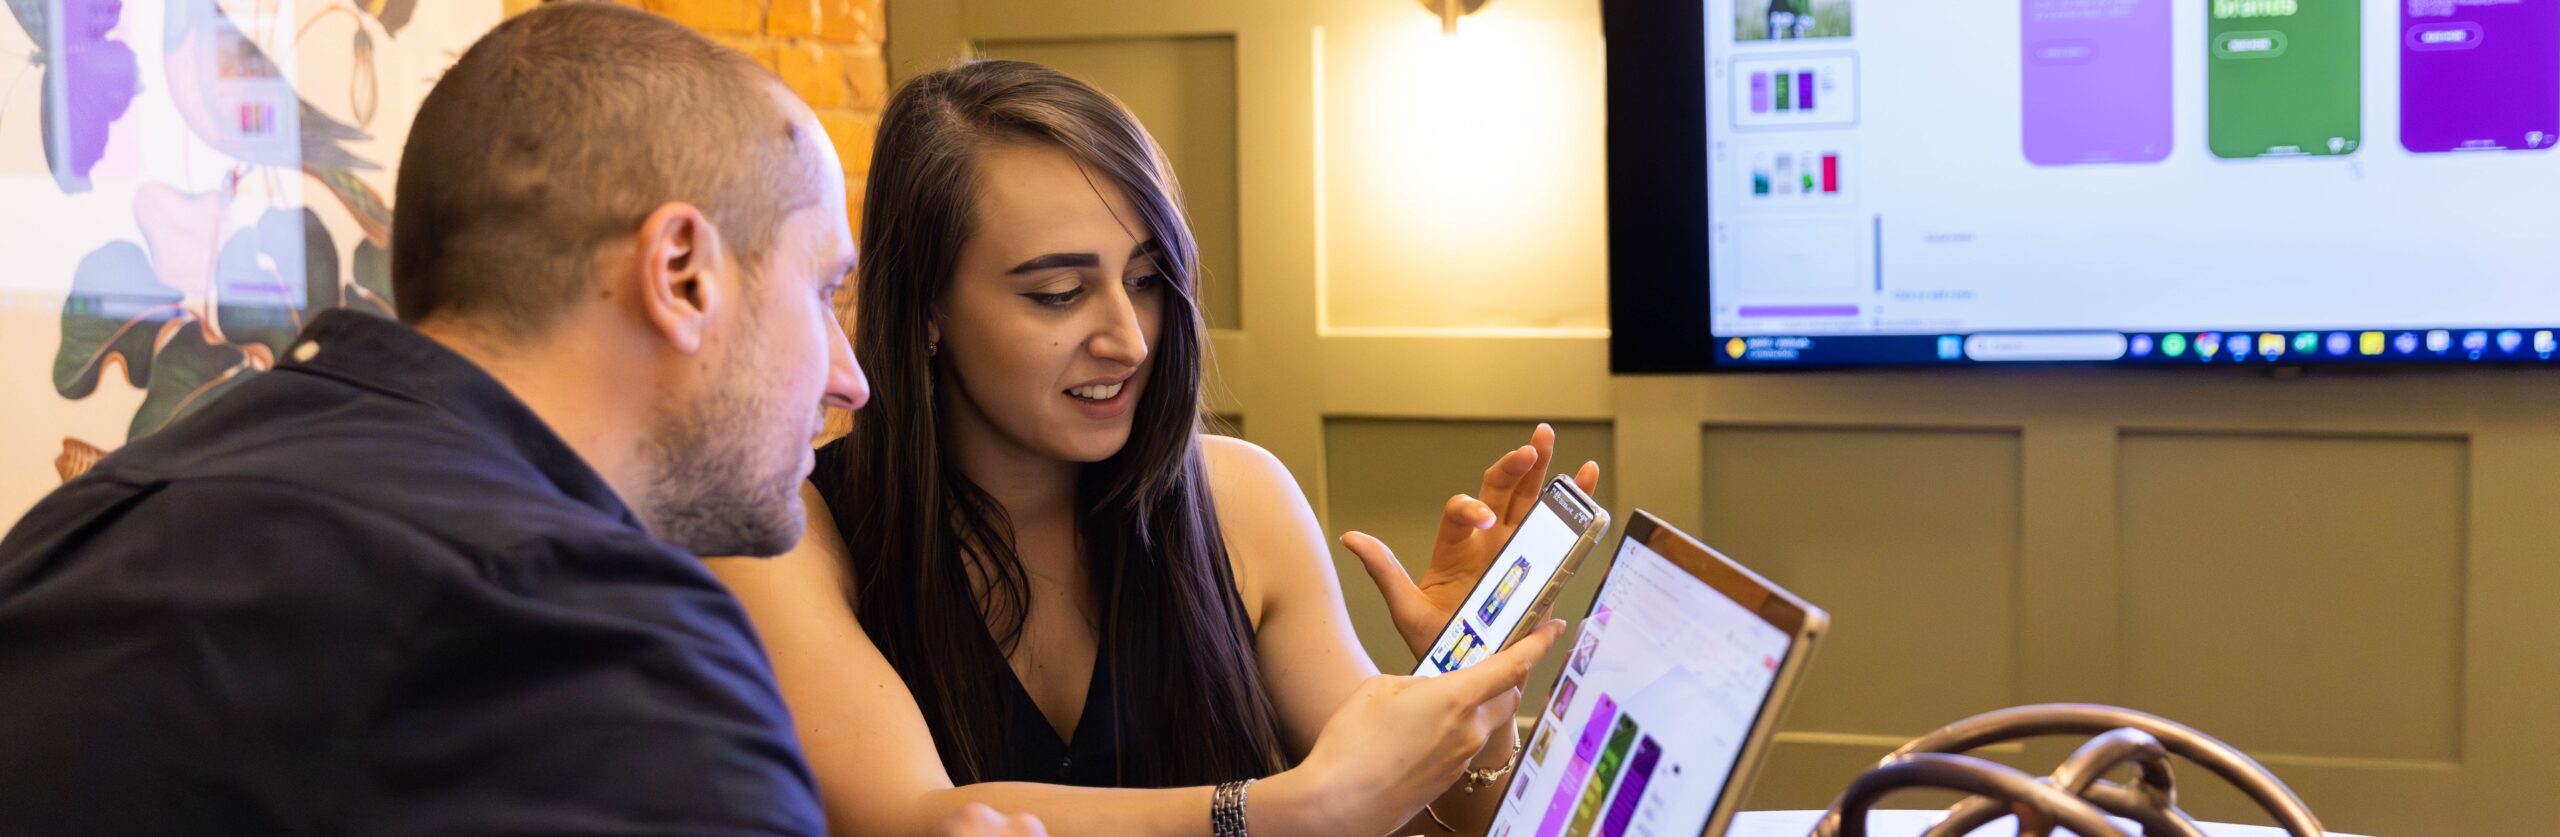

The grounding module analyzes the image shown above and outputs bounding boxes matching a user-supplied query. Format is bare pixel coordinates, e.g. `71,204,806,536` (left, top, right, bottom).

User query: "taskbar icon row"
1712,328,2560,366
2118,328,2558,363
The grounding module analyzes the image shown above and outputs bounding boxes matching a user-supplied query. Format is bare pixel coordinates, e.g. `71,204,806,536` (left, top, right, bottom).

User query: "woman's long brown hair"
833,59,1287,787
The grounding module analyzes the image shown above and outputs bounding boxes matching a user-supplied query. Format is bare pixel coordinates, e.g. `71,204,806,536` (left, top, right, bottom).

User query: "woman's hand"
1346,423,1601,658
1253,620,1563,836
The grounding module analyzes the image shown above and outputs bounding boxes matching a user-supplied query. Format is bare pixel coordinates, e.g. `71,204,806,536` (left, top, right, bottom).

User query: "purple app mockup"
2402,0,2559,153
2022,0,2173,165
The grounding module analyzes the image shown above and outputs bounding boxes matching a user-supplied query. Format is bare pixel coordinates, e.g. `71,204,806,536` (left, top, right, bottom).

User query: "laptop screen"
1488,531,1799,837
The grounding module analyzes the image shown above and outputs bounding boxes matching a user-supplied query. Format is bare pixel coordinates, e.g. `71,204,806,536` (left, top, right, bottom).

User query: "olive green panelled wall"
893,1,2560,833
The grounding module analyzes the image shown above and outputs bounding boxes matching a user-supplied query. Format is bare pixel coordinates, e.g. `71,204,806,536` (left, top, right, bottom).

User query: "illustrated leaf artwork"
163,0,393,243
347,0,418,125
41,0,432,485
305,163,391,247
350,26,376,125
354,0,416,35
52,241,186,399
8,0,144,194
132,181,226,299
128,320,252,439
50,207,383,473
350,239,394,318
211,208,334,360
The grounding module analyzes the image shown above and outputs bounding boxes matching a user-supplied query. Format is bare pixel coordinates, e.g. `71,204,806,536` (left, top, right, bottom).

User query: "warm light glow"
1359,14,1581,235
1319,7,1609,333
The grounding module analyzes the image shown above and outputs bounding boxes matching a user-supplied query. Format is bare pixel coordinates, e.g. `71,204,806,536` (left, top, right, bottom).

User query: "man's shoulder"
1,473,475,606
0,477,822,837
85,365,625,548
103,365,503,491
4,376,614,610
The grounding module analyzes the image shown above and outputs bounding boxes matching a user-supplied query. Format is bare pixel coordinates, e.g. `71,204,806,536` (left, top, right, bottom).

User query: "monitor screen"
1606,0,2560,371
1488,533,1797,836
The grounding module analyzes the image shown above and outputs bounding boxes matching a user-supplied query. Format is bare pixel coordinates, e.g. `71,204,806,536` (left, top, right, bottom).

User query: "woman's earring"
928,340,939,357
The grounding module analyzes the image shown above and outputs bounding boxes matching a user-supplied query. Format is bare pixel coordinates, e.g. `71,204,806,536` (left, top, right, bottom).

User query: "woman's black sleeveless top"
809,439,1120,786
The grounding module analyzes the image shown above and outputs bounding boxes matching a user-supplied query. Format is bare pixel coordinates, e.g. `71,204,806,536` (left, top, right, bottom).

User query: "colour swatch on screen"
2208,0,2361,158
1535,695,1620,837
1595,736,1663,837
1748,152,1844,198
2022,0,2173,165
1731,54,1860,129
1564,713,1643,836
1756,70,1822,114
2401,0,2559,153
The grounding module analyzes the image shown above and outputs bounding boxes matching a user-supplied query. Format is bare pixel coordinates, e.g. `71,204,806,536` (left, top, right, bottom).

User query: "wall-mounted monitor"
1607,0,2560,371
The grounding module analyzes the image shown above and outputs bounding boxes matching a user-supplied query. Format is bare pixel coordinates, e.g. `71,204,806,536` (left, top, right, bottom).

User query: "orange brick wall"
498,0,888,242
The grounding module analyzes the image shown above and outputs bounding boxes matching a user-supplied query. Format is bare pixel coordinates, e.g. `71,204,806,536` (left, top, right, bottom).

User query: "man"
0,4,1044,833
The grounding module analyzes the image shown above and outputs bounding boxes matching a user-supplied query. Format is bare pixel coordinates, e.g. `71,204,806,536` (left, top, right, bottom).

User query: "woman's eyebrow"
1007,239,1162,274
1006,252,1102,274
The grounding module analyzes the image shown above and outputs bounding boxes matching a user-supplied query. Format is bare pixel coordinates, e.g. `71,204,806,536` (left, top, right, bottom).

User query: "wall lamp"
1421,0,1489,35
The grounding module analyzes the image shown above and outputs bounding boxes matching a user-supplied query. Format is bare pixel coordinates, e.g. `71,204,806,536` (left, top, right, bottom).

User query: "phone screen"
1413,485,1592,677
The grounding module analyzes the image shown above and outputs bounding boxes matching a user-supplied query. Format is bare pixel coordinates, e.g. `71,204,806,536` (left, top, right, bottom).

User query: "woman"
710,60,1599,836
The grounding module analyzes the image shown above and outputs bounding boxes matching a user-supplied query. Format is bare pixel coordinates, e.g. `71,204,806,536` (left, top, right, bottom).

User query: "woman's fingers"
1435,619,1565,707
1344,531,1438,650
1434,492,1497,549
1499,424,1561,525
1476,444,1539,520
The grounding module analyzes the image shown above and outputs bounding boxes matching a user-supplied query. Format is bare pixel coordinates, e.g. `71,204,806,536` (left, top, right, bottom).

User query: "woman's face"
937,140,1169,465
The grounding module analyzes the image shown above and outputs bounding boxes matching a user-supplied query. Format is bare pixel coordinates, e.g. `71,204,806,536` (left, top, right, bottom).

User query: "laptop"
1488,510,1829,837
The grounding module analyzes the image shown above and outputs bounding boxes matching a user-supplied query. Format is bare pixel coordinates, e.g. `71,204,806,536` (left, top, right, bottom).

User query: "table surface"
1726,810,2368,837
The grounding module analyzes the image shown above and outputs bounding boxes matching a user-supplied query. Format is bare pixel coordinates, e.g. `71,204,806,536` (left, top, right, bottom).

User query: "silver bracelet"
1459,724,1529,793
1422,723,1530,832
1211,778,1256,837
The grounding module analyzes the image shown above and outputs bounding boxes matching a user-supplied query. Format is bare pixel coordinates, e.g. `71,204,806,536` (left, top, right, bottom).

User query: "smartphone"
1413,476,1610,676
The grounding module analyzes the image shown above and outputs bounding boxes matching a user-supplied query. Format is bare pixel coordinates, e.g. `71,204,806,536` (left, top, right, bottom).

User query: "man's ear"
631,202,728,356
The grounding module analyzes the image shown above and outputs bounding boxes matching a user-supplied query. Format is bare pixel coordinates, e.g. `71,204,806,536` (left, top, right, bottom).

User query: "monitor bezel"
1600,0,2560,374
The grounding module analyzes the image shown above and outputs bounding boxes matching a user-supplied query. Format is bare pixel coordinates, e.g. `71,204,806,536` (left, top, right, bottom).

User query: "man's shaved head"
392,1,822,338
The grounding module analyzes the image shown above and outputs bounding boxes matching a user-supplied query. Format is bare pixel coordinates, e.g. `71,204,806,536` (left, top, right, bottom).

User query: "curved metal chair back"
1811,703,2325,837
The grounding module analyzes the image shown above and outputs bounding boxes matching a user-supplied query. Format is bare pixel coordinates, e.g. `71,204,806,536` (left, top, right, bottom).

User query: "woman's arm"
1200,436,1378,750
1203,436,1531,836
1208,428,1601,835
710,482,1541,837
707,485,1230,835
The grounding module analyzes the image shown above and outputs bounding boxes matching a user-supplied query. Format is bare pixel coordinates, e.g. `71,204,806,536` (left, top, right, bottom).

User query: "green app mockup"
2209,0,2361,158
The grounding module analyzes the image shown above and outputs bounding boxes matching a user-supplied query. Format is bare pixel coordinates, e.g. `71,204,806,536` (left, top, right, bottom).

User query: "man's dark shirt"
0,311,823,835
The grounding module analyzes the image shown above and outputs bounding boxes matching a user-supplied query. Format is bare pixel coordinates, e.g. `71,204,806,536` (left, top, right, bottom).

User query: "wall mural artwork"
0,0,501,528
